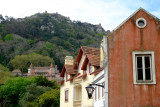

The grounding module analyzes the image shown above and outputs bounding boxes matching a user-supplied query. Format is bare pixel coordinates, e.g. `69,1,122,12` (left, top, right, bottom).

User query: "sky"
0,0,160,30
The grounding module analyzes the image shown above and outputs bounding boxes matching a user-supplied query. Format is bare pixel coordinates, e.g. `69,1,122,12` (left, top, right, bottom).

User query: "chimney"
65,56,74,65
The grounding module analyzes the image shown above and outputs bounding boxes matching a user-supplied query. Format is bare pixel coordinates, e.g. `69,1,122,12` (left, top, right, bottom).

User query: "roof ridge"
113,7,160,32
81,46,99,50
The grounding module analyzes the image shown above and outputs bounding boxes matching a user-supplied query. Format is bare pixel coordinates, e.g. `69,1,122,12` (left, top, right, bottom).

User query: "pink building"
28,63,61,81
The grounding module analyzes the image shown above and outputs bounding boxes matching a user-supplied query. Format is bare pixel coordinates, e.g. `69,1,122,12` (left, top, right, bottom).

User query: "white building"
93,69,104,107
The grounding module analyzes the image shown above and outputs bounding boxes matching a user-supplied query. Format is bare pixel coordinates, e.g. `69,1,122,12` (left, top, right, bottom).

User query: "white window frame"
89,64,92,73
132,51,156,84
65,89,69,102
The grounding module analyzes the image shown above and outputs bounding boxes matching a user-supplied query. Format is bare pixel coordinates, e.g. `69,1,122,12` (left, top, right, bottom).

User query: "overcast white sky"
0,0,160,30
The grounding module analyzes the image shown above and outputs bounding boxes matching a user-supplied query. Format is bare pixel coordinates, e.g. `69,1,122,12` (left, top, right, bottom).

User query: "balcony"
74,77,82,84
73,85,82,107
73,100,81,107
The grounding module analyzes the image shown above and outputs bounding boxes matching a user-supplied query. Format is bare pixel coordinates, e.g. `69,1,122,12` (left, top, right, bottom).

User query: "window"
132,51,156,84
89,64,92,73
65,90,68,102
94,87,97,101
136,18,147,28
98,86,100,100
66,72,68,81
102,82,104,98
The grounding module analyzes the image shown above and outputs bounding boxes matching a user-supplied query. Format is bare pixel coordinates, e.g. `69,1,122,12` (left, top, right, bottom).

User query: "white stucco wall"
60,73,74,107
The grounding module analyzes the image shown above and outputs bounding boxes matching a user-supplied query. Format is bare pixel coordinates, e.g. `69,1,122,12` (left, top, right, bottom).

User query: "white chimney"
65,56,74,65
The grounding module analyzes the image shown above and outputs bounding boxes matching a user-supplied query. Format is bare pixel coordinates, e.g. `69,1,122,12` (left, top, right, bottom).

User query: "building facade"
12,69,22,76
104,8,160,107
28,63,61,80
93,69,104,107
60,46,101,107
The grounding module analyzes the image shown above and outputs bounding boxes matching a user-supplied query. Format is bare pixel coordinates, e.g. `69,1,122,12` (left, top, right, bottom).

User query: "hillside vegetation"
0,64,13,84
0,12,108,70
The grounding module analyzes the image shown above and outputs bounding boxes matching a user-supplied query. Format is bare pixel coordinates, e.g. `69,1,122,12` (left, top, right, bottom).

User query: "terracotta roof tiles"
81,46,100,67
12,69,21,73
64,64,76,75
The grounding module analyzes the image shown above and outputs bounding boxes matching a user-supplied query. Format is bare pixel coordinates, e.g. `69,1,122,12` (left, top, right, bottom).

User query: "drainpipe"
103,36,108,107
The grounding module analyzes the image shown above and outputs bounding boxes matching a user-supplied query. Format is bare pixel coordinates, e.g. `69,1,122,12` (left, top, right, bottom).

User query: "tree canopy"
9,53,54,73
4,34,13,41
0,76,60,107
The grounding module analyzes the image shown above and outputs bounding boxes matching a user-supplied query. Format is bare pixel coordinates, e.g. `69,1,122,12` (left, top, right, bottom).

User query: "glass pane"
138,20,145,26
145,68,151,80
137,57,142,68
137,69,143,80
145,56,150,68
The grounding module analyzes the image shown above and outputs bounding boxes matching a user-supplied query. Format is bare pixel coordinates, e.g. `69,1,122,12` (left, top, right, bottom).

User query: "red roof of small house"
60,64,77,77
74,46,100,69
12,69,21,73
81,47,100,70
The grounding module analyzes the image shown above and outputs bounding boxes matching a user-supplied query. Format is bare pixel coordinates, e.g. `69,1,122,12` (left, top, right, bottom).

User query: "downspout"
103,36,109,107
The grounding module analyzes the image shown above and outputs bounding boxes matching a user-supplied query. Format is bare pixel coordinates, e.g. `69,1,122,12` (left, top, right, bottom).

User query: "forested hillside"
0,12,108,71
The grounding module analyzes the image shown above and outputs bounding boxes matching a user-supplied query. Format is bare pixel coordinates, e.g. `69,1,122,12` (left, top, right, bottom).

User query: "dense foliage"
19,83,51,106
0,12,107,70
0,64,13,84
0,76,60,107
37,89,60,107
0,77,34,106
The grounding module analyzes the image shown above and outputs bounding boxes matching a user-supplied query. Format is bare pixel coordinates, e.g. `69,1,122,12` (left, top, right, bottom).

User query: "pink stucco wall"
108,9,160,107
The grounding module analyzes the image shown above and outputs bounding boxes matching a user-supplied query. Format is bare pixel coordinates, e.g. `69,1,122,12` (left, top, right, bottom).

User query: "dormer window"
66,72,68,81
89,64,92,73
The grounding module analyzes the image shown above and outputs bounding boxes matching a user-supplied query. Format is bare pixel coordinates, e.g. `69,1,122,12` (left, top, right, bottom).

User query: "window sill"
134,81,156,84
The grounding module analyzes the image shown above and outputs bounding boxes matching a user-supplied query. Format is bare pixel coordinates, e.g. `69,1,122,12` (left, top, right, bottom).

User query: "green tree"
45,41,53,49
0,77,33,106
0,64,12,84
19,83,51,107
9,53,54,73
34,76,59,89
0,35,3,42
0,70,13,84
4,34,13,41
0,64,9,72
37,89,60,107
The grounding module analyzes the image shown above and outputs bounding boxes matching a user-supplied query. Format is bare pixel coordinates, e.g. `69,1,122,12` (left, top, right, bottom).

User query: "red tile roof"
80,46,100,71
12,69,21,73
60,64,77,77
81,46,100,55
74,46,100,69
81,46,100,67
